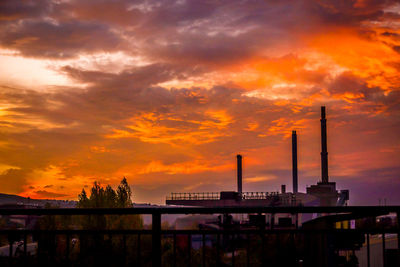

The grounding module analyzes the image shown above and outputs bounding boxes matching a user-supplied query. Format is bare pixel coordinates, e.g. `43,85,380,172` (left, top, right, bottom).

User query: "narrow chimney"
321,106,329,183
292,130,298,193
237,154,242,194
281,184,286,194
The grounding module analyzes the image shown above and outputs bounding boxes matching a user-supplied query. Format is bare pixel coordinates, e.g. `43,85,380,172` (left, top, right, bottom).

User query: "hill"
0,193,76,208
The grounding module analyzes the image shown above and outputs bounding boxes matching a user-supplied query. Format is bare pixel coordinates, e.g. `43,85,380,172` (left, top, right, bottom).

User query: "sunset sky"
0,0,399,205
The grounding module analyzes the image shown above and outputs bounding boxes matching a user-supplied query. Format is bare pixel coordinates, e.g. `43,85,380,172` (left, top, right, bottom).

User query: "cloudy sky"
0,0,399,205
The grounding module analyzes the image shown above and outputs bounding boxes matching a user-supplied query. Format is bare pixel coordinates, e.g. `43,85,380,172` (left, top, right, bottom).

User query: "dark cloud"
0,0,51,21
308,0,386,25
0,20,122,58
326,72,400,116
1,0,397,62
58,0,144,26
328,72,377,99
61,63,202,88
392,45,400,54
381,31,400,37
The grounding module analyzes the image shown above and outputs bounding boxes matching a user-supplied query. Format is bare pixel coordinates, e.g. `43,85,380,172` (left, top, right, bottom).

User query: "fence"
166,192,283,201
0,206,399,267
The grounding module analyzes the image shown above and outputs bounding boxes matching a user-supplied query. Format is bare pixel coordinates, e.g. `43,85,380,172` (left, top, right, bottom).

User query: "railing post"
365,233,370,267
216,233,221,266
137,234,141,266
246,233,250,267
187,234,191,267
8,237,13,259
382,232,386,267
173,233,177,267
397,212,400,253
66,234,70,264
271,213,275,230
122,234,126,266
202,233,206,267
23,233,27,259
152,211,162,267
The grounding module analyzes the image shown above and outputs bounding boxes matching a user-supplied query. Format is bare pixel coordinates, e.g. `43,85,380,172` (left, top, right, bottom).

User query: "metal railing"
0,206,399,267
167,191,283,201
167,192,220,200
241,191,280,199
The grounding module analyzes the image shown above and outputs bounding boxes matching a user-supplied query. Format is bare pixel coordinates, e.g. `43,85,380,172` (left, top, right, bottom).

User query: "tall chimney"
321,106,329,183
237,154,242,194
292,130,298,193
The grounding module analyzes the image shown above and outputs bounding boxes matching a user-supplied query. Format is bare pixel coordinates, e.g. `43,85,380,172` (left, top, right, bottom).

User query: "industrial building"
166,106,349,209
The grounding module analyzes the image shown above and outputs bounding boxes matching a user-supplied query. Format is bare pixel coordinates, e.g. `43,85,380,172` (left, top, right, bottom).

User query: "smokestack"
292,130,298,193
321,106,329,183
237,154,242,194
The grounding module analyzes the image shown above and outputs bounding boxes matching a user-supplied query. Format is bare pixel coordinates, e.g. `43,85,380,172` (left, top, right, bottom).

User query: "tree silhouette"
74,178,144,266
77,188,89,208
77,178,134,209
116,177,131,208
76,178,142,229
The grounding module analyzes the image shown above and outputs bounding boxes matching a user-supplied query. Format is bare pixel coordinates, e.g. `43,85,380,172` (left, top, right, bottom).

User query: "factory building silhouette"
166,106,349,210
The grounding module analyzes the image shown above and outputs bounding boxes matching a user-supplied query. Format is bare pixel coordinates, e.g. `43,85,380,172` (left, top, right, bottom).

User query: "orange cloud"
106,110,234,145
138,160,231,175
307,29,400,91
267,118,309,138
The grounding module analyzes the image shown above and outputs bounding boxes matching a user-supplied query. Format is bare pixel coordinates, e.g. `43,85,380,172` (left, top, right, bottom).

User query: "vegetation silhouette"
76,178,142,230
33,178,147,266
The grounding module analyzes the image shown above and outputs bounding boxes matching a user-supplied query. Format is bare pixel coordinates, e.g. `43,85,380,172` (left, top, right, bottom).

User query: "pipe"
321,106,329,183
237,154,242,194
292,130,298,193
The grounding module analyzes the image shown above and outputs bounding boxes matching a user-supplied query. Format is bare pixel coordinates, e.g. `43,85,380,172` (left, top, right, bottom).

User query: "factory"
166,106,349,208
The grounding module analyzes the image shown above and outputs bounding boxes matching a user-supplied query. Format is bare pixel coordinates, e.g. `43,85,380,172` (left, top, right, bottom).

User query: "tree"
77,178,134,209
32,178,144,266
116,177,131,208
90,181,105,208
104,185,117,208
77,188,89,208
76,178,143,229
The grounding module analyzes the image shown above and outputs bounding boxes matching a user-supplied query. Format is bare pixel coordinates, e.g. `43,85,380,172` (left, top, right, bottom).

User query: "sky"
0,0,399,205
